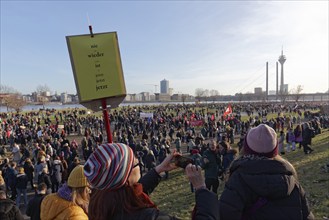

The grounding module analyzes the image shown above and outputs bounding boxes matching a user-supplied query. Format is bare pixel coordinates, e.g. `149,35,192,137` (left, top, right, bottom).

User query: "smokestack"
276,62,279,100
266,62,268,101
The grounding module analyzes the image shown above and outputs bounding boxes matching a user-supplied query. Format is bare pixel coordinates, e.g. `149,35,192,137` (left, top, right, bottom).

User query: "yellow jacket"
40,193,88,220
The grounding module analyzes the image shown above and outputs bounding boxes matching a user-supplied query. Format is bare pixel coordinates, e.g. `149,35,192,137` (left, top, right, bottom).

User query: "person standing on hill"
294,124,303,149
302,122,315,154
219,124,314,220
15,167,28,208
12,143,21,165
84,143,182,220
40,165,90,220
26,183,47,220
4,162,17,200
0,190,24,220
23,158,34,189
201,139,222,194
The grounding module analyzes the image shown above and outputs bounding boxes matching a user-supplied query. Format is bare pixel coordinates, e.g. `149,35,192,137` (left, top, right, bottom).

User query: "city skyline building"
160,79,169,94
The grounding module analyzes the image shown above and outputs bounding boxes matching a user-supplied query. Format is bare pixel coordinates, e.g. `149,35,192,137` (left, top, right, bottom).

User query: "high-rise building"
160,79,169,94
254,87,263,94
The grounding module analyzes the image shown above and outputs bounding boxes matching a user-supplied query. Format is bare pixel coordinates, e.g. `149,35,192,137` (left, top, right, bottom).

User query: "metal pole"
276,62,278,100
102,99,113,143
265,62,268,101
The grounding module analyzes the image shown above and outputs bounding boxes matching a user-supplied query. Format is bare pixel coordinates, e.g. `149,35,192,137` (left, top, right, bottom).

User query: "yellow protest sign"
66,32,126,110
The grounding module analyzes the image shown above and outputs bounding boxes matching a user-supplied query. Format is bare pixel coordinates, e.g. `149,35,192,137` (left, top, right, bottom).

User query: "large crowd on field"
0,102,328,219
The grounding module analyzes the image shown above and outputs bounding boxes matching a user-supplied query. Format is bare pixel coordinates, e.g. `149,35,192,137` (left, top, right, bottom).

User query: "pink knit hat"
244,124,278,158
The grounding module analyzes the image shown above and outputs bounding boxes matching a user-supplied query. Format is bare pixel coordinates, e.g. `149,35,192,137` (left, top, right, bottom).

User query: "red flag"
223,104,232,117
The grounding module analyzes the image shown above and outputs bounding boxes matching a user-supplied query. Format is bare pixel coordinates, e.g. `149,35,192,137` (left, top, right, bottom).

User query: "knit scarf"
133,183,157,209
58,183,72,201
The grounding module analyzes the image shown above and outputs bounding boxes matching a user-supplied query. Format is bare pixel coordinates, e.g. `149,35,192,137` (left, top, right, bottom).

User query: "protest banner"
190,120,203,127
66,31,126,111
140,112,154,118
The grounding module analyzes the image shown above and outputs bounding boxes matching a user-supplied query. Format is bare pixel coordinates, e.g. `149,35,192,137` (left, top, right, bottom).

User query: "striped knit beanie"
84,143,134,190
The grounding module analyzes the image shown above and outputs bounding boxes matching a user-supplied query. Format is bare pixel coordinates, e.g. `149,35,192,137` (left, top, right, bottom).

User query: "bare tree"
3,94,27,112
278,89,289,104
291,85,304,102
36,84,51,94
209,89,219,102
0,85,18,94
36,84,51,108
0,85,26,112
195,88,205,102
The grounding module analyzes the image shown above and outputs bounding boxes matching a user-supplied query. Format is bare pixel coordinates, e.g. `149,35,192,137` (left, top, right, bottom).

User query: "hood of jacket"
0,199,15,215
229,155,297,200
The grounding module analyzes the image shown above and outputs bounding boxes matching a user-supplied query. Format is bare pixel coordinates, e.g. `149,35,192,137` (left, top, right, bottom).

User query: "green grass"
151,129,329,220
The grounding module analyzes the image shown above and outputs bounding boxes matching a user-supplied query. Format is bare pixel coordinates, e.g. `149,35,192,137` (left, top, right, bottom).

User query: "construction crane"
145,84,158,93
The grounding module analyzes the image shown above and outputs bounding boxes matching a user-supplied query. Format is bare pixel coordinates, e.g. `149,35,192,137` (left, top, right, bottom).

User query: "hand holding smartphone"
172,155,194,169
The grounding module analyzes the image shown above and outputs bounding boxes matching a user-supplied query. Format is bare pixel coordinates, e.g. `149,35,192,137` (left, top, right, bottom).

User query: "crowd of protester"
0,102,327,219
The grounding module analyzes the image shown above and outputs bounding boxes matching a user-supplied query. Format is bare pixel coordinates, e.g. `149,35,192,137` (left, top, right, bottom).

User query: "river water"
0,102,202,113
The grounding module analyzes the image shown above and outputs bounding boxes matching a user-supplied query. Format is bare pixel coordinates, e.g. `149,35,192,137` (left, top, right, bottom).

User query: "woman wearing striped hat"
84,143,218,220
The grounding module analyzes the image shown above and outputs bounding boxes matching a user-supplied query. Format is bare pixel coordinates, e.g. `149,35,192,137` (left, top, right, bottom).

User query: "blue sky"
1,1,328,96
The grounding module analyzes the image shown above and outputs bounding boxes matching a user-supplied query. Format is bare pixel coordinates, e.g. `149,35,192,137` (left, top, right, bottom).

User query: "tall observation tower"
278,49,286,93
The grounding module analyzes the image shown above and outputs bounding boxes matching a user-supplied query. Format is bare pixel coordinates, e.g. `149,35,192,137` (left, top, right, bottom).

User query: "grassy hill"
151,129,329,220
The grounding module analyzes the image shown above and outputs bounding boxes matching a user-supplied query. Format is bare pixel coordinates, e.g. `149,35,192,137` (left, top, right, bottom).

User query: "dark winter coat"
202,149,221,179
26,193,46,220
15,173,28,189
4,167,17,187
219,155,314,220
38,173,52,190
0,198,24,220
221,149,237,171
193,189,218,220
23,162,34,182
302,126,315,145
145,153,156,170
51,160,63,183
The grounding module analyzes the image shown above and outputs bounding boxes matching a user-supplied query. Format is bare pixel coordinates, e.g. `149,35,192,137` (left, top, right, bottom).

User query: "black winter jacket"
0,198,24,220
219,155,314,220
193,189,219,220
16,173,28,189
26,193,46,220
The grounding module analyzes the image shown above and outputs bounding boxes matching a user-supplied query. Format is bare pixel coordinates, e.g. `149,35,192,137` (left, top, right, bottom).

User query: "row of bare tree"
0,84,51,112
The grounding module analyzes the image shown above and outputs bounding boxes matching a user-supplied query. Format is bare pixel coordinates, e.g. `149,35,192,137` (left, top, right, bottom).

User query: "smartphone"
172,155,194,169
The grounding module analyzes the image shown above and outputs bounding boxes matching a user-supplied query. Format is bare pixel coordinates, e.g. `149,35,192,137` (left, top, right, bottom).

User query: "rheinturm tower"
278,49,286,93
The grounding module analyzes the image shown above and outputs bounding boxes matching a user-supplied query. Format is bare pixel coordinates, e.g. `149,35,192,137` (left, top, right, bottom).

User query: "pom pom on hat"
68,165,88,188
244,124,278,158
84,143,134,190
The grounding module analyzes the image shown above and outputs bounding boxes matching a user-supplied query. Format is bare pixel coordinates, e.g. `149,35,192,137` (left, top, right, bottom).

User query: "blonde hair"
0,174,5,185
71,186,90,214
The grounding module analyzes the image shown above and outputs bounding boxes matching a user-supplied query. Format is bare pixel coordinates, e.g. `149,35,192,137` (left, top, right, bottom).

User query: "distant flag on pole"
223,104,233,117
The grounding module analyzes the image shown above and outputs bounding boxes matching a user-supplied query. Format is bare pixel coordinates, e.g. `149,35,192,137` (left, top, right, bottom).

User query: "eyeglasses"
133,162,141,169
